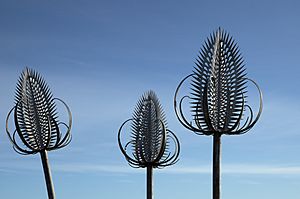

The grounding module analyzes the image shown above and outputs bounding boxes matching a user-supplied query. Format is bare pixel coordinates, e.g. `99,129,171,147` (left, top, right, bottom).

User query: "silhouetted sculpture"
174,28,262,199
118,91,180,199
6,68,72,199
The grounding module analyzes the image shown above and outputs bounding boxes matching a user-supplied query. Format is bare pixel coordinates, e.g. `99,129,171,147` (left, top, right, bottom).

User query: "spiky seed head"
118,90,180,168
191,28,247,133
131,90,167,164
9,68,71,154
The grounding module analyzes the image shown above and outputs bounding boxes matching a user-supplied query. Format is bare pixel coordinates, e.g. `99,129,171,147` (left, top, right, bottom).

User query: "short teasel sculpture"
6,68,72,199
118,91,180,199
174,28,262,199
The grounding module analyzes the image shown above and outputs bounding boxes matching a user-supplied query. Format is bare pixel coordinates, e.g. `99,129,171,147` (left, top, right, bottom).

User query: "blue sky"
0,0,300,198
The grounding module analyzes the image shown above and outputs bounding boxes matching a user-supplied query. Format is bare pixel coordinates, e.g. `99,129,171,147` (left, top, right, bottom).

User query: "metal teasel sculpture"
118,91,180,199
174,28,263,199
6,68,72,199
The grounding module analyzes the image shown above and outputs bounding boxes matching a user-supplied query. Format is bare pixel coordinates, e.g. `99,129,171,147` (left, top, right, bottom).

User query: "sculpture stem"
213,134,221,199
40,150,55,199
146,166,153,199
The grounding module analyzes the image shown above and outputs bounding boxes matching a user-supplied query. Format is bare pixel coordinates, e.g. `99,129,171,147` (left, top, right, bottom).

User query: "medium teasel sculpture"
6,68,72,199
118,91,180,199
174,28,262,199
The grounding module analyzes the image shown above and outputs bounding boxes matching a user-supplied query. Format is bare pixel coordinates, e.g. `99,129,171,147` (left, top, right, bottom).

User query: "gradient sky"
0,0,300,199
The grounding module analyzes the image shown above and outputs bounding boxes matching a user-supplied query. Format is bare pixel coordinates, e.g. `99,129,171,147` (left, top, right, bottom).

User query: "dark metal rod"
213,134,221,199
40,150,55,199
146,166,153,199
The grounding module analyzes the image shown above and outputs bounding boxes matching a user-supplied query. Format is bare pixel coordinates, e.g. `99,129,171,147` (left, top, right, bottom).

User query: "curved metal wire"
118,91,180,169
173,27,263,199
49,98,72,150
225,78,263,135
118,118,141,167
6,68,72,155
174,28,263,137
6,106,37,155
156,129,180,167
174,74,212,135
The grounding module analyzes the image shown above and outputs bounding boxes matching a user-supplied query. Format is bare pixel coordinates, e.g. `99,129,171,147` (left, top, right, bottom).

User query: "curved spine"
118,91,180,199
173,28,263,199
6,68,72,199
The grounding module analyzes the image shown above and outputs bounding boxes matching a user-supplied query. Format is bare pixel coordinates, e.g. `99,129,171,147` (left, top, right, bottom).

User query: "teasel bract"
174,28,262,199
6,68,72,199
118,91,180,199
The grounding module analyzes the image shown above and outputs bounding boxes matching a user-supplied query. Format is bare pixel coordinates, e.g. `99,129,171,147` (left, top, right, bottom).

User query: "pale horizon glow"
1,1,300,199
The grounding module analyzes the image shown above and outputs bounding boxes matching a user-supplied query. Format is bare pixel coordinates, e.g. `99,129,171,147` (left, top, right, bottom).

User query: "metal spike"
174,28,263,199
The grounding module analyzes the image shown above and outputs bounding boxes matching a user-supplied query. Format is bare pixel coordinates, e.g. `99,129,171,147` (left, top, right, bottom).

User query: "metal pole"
213,134,221,199
146,166,153,199
40,150,56,199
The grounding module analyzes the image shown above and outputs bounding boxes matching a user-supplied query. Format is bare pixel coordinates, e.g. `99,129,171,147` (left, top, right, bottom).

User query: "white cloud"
52,163,140,174
49,162,300,176
164,164,300,175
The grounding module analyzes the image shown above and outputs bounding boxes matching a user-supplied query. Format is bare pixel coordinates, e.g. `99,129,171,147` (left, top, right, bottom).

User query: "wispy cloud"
52,163,138,174
164,164,300,175
50,162,300,176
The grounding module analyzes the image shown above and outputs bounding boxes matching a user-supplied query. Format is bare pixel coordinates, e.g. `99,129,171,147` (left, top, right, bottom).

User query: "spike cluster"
174,28,263,199
6,68,72,155
174,28,262,136
118,91,180,168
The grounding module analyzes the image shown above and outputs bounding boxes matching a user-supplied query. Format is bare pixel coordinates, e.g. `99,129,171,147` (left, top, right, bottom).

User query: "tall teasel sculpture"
118,91,180,199
174,28,262,199
6,68,72,199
